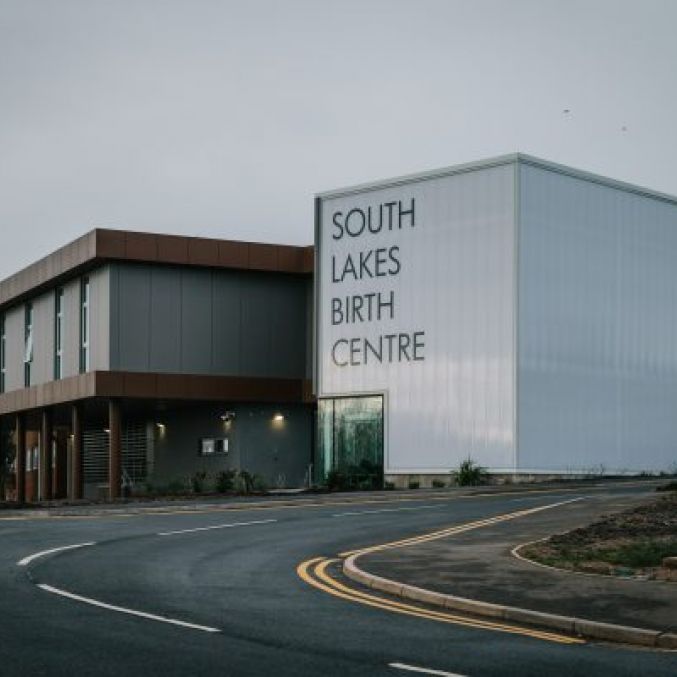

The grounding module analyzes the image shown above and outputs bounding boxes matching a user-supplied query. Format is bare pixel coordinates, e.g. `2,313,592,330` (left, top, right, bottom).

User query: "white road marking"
332,505,440,518
157,518,277,536
37,583,220,633
17,542,95,567
389,662,467,676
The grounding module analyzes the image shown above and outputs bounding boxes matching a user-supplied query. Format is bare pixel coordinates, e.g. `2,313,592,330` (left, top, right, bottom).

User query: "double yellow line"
297,557,582,645
297,498,587,645
340,497,584,557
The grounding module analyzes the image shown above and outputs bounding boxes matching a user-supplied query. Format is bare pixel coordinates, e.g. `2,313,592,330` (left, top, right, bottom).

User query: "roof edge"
316,153,520,199
317,152,677,207
0,228,313,311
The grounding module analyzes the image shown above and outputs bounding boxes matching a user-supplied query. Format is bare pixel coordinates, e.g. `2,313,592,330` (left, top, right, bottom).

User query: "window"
54,288,64,379
24,303,33,387
0,314,5,393
79,278,90,373
316,395,384,487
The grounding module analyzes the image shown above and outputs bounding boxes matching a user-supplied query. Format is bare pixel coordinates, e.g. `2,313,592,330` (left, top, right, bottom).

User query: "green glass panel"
316,396,383,489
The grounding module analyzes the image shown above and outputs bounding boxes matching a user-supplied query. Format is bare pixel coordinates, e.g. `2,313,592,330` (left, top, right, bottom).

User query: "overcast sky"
1,0,676,278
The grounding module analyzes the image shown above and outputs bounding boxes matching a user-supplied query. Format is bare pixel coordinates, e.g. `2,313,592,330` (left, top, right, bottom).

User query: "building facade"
4,154,677,502
315,154,677,485
0,229,314,501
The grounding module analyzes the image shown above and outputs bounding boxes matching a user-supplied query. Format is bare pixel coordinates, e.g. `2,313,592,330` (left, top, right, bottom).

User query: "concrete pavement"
0,477,665,519
351,490,677,637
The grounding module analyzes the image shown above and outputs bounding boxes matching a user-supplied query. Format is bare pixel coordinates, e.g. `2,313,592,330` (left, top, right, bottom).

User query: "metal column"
40,409,53,501
108,399,121,500
71,404,83,500
15,413,25,504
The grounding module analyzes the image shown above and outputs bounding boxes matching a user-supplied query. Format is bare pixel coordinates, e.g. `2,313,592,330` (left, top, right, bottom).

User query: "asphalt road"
1,483,675,677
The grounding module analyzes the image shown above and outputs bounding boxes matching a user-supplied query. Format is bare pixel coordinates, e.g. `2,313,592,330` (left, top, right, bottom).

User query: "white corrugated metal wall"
318,163,516,473
518,163,677,473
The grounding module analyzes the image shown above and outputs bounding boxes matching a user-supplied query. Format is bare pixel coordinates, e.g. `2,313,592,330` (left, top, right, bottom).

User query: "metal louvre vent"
83,422,148,485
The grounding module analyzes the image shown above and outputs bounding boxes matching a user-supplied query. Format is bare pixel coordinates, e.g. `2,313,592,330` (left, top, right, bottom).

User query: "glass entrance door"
317,396,383,489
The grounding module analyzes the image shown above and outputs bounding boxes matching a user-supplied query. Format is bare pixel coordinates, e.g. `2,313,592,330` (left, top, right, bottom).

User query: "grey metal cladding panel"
149,267,181,372
117,264,151,371
239,277,271,377
111,264,309,379
4,306,23,391
517,163,677,472
89,266,110,371
211,271,242,375
269,277,305,379
62,279,80,378
31,291,54,386
304,277,313,379
180,268,213,374
108,265,120,370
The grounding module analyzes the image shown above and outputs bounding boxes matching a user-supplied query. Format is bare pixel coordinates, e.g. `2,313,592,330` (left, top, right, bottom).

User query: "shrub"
326,470,349,492
455,458,487,486
215,469,236,493
236,470,255,494
384,481,395,490
657,481,677,493
432,479,445,489
190,471,207,494
167,478,187,495
408,480,420,490
251,474,268,493
325,460,384,492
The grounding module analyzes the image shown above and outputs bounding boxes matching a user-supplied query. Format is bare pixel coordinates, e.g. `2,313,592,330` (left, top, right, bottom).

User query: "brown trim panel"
0,229,314,311
0,372,313,415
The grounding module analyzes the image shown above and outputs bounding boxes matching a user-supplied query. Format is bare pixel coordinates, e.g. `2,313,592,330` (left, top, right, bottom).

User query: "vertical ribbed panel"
518,164,677,473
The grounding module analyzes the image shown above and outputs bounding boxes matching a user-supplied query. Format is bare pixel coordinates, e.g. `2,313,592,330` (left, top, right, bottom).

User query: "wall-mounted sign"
199,438,229,456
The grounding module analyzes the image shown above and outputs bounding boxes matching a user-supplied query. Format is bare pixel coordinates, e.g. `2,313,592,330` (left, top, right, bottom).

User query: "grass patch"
589,539,677,568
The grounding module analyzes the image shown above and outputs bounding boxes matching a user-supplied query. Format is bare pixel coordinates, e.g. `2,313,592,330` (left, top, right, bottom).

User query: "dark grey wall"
151,403,313,488
109,263,310,378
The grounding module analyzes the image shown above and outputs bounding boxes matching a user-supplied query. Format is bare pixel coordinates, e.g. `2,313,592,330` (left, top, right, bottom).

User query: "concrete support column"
54,430,68,499
108,399,121,500
40,409,53,501
15,413,26,504
71,404,83,500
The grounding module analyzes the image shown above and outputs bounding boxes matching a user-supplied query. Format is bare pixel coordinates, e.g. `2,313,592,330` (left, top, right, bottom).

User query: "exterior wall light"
220,412,235,423
104,428,110,434
155,423,166,430
273,413,285,422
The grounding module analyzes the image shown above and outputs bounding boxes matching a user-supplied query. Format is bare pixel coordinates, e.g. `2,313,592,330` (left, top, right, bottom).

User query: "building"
3,154,677,503
315,154,677,486
0,229,314,501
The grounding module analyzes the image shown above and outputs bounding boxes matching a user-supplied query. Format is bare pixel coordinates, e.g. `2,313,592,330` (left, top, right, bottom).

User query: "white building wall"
61,278,81,378
88,266,110,371
0,265,110,393
4,306,24,391
318,163,516,473
518,163,677,473
31,291,55,385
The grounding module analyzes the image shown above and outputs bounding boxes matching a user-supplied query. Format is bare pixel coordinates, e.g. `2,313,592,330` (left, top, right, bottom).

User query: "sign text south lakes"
329,198,425,368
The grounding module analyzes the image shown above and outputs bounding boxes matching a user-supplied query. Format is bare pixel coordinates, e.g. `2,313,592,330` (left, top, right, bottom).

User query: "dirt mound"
521,493,677,580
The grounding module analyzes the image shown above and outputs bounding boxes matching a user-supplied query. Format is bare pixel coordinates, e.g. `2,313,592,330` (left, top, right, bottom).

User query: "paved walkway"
2,478,662,519
358,491,677,633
